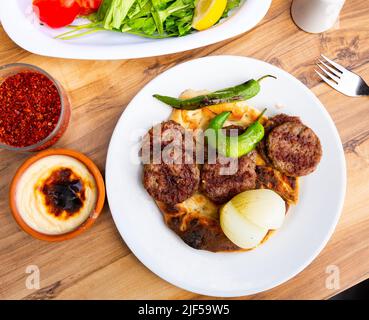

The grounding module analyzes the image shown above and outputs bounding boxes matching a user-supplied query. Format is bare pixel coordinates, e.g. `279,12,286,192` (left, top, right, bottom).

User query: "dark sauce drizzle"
41,168,86,218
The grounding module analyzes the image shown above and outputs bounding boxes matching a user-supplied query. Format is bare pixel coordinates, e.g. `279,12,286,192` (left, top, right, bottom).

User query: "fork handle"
358,82,369,96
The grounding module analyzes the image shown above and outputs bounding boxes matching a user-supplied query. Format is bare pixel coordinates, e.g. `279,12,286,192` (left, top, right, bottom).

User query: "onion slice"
220,189,286,249
220,202,268,249
231,189,285,230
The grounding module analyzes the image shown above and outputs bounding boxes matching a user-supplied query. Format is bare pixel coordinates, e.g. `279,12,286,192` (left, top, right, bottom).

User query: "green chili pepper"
206,109,267,158
153,75,276,110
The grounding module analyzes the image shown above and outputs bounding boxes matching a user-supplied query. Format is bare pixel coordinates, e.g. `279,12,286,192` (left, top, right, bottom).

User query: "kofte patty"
143,163,200,205
201,151,257,205
266,121,322,177
144,120,185,144
141,119,198,164
257,114,301,164
142,120,200,205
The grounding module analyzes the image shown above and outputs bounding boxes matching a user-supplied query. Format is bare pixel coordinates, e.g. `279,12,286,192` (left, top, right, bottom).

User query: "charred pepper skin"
206,109,267,158
153,75,276,110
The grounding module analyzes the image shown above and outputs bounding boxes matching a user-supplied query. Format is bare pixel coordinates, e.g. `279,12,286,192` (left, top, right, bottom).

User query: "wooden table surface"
1,0,368,300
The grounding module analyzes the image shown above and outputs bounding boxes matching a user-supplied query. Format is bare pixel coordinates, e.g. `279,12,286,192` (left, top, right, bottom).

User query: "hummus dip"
15,155,97,235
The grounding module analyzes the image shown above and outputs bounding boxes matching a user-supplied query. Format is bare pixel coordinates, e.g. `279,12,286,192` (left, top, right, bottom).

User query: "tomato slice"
77,0,102,15
33,0,81,28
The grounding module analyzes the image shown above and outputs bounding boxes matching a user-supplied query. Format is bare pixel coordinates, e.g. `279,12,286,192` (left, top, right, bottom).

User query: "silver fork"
315,54,369,97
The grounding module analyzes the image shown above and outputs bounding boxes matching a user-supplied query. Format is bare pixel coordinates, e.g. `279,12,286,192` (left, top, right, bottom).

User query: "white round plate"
0,0,271,60
106,56,346,297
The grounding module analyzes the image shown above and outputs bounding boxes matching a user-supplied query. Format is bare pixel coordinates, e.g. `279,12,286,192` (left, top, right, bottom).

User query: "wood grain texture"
0,0,369,300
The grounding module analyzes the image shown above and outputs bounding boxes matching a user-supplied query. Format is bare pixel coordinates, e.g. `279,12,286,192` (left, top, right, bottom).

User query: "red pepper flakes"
0,71,61,148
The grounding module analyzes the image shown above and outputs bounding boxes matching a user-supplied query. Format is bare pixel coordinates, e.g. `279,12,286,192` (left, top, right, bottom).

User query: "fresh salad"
32,0,242,39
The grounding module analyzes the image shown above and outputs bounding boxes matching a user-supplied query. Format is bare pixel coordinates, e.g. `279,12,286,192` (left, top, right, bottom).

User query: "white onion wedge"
220,202,268,249
231,189,285,230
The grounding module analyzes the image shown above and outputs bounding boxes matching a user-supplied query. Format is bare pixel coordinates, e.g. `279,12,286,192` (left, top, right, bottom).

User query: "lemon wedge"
192,0,227,31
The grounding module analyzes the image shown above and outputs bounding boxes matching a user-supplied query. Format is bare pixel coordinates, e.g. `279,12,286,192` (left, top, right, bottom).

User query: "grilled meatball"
143,163,200,205
141,120,189,164
201,151,257,204
266,121,322,177
257,114,301,164
142,120,200,205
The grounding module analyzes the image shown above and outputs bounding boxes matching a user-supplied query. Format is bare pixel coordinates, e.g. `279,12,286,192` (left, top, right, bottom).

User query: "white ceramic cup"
291,0,346,33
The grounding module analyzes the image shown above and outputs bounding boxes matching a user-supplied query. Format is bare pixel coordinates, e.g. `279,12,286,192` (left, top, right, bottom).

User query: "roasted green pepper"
206,109,267,158
153,75,276,110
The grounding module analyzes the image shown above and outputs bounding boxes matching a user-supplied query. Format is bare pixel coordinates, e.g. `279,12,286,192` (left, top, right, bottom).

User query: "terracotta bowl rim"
9,148,106,242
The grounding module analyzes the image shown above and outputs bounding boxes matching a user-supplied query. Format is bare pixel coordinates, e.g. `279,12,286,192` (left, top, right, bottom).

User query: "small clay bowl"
9,149,105,242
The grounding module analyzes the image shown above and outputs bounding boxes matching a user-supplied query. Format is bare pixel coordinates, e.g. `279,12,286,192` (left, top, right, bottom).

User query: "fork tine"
318,59,342,77
321,54,346,73
316,63,340,82
315,69,339,89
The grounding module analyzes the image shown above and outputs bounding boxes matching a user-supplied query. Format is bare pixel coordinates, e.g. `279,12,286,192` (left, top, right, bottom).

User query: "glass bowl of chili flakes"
0,63,71,152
